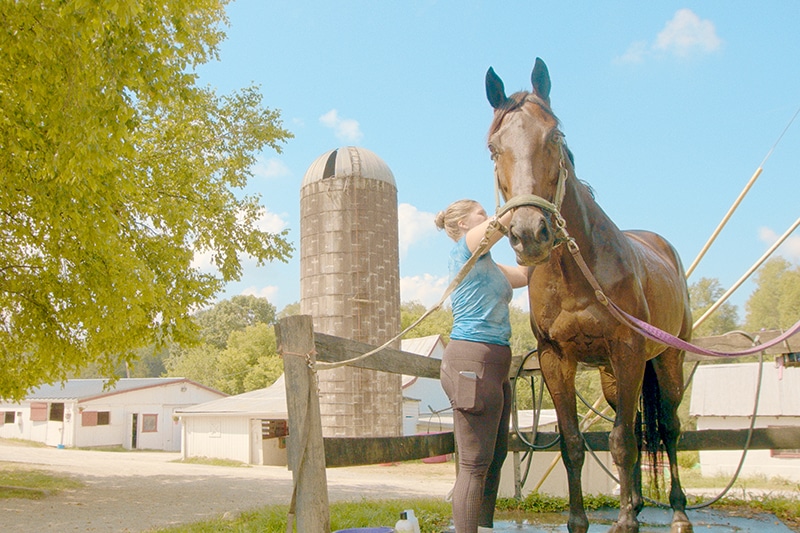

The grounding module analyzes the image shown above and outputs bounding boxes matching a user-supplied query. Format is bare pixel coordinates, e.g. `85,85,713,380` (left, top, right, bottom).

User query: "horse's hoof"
671,521,693,533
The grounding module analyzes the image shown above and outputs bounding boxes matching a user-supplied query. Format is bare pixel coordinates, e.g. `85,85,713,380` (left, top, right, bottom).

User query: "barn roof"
401,334,445,389
176,375,288,419
689,362,800,417
26,378,203,402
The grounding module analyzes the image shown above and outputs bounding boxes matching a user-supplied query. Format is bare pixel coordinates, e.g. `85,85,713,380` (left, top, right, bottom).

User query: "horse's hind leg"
652,351,693,533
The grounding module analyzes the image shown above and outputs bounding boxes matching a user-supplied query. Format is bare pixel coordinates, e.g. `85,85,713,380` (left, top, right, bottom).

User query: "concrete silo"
300,146,402,438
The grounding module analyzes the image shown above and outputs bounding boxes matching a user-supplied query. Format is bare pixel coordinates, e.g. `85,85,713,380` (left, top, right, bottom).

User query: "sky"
195,1,800,322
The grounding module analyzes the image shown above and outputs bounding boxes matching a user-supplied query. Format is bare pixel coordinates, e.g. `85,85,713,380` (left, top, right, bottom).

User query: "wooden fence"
276,315,800,532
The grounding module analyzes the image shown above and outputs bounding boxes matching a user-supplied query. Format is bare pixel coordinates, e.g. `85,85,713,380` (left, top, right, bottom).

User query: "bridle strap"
497,194,559,217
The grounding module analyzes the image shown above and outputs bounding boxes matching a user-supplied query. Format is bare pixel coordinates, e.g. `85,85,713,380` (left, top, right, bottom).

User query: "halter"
494,135,571,247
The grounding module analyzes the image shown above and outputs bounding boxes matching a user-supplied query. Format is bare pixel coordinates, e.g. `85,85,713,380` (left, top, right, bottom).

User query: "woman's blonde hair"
435,199,480,241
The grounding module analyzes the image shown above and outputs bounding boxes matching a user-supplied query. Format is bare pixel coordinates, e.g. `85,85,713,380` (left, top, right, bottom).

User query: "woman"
435,199,528,532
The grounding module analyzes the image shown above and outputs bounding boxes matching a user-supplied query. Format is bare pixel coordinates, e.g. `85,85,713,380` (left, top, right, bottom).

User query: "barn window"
49,403,64,422
142,414,158,433
30,402,48,421
82,411,111,426
3,411,13,424
82,411,98,426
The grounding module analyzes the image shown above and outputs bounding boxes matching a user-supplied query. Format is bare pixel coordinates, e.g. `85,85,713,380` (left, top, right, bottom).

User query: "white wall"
698,415,800,482
182,415,252,463
499,449,617,498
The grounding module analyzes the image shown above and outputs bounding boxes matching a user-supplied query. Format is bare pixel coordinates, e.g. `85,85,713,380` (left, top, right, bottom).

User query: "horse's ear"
486,67,507,109
531,57,551,105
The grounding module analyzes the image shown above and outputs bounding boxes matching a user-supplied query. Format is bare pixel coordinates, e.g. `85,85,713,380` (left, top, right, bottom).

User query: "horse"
485,58,694,533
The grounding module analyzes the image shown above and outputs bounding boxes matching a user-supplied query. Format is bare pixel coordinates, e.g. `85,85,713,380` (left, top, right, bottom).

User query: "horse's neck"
565,176,619,250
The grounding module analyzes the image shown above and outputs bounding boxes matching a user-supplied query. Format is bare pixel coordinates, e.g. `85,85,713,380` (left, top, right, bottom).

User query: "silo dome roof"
301,146,396,188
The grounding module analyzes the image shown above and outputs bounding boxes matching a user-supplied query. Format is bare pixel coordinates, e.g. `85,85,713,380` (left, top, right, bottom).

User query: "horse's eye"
488,143,500,160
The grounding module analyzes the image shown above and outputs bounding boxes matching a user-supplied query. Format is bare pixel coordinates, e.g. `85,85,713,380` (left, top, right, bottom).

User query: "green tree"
215,323,281,394
509,304,537,356
0,2,293,399
164,344,222,386
278,301,301,319
689,277,740,338
744,257,800,331
400,301,454,341
194,295,277,349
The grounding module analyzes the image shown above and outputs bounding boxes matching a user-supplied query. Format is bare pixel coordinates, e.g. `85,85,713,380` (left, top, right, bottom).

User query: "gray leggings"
440,340,512,532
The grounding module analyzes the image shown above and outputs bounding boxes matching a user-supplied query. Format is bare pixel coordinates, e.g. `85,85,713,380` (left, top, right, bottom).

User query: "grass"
173,456,250,468
0,463,83,500
154,499,452,533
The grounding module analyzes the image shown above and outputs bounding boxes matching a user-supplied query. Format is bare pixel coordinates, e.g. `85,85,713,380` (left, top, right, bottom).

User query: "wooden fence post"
277,315,330,533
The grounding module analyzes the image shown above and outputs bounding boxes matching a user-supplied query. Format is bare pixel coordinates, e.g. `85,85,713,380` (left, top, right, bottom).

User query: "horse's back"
623,229,692,342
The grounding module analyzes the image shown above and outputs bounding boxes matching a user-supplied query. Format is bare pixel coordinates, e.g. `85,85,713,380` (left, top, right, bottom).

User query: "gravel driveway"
0,440,455,532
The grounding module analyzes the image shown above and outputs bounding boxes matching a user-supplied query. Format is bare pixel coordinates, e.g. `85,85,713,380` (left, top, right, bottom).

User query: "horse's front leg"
539,349,588,533
608,351,645,533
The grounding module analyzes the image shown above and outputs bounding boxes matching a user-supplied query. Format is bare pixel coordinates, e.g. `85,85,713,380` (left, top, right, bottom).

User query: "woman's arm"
464,210,514,253
497,263,529,289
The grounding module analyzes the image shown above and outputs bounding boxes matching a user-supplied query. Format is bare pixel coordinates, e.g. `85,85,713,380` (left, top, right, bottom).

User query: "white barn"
690,362,800,482
0,378,224,451
176,375,289,465
401,335,451,435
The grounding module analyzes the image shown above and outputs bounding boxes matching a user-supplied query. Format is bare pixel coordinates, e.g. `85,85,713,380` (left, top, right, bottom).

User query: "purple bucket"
333,528,394,533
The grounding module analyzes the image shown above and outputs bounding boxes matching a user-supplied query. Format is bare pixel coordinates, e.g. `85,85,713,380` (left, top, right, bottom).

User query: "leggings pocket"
442,360,485,414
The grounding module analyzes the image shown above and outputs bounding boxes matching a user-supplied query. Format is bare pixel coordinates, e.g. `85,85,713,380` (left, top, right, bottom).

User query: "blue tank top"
448,238,513,346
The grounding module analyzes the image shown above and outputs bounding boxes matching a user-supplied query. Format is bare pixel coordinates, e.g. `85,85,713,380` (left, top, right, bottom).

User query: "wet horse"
486,58,693,533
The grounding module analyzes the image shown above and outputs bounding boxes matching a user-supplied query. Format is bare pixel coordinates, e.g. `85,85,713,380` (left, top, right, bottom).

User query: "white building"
0,378,224,451
401,335,451,436
690,362,800,482
176,375,289,465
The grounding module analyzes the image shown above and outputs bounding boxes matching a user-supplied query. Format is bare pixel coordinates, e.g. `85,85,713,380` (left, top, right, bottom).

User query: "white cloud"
758,226,800,262
241,285,280,301
252,208,289,234
617,9,721,63
319,109,363,143
618,40,648,64
398,203,437,257
252,156,290,180
655,9,722,57
191,249,216,272
512,291,530,312
400,273,449,308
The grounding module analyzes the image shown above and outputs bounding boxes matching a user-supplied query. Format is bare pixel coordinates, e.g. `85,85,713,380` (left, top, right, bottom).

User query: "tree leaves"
0,1,292,400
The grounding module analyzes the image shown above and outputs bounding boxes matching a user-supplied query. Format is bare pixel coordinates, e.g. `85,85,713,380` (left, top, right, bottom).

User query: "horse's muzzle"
508,210,554,265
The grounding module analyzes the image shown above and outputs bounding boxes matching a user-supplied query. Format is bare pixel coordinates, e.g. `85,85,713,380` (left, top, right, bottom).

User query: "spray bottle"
403,509,421,533
394,511,414,532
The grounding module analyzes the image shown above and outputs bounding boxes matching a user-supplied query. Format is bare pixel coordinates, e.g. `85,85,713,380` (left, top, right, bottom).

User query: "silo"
300,146,402,438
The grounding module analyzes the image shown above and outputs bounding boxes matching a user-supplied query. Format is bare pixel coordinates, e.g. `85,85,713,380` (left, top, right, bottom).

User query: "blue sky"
195,2,800,322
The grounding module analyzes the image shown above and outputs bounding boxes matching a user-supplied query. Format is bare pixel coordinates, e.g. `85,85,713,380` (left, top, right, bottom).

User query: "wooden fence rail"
277,315,800,531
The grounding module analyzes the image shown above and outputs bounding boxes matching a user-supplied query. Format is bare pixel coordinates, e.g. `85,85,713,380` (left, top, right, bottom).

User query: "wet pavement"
487,506,794,532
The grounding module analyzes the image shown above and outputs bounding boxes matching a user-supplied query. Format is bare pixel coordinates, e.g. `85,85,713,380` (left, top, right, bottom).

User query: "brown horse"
486,58,693,533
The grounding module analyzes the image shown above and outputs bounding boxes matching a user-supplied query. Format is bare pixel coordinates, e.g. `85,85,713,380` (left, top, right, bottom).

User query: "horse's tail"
641,360,662,492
